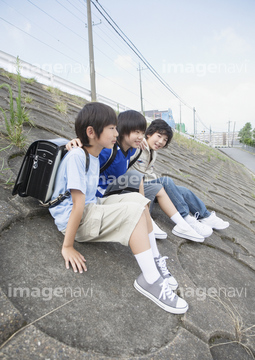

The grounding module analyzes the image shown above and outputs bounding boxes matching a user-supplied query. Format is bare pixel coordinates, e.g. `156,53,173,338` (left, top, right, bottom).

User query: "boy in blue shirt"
50,102,188,314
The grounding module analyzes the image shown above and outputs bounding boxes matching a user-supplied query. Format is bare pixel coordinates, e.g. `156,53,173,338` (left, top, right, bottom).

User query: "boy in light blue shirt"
49,102,188,315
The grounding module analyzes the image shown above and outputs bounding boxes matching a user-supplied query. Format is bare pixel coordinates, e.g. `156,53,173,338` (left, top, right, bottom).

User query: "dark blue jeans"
145,176,211,219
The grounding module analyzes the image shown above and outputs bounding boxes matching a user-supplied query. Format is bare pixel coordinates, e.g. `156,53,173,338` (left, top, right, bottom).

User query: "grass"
46,86,63,96
0,158,13,186
55,102,67,114
209,294,255,358
24,77,36,84
0,57,33,148
173,132,228,161
24,94,33,104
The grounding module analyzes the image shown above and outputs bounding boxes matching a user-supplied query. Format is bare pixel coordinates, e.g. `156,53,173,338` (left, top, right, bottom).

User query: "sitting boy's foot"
134,274,188,314
199,211,229,230
172,224,204,242
154,255,178,290
184,214,213,238
152,219,167,239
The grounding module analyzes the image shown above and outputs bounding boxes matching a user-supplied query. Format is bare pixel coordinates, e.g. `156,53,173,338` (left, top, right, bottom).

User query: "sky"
0,0,254,134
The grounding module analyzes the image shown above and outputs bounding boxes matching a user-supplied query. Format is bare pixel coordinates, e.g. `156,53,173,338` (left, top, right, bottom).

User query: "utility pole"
193,107,196,139
179,102,182,133
87,0,96,101
138,63,144,114
232,121,236,147
227,120,231,147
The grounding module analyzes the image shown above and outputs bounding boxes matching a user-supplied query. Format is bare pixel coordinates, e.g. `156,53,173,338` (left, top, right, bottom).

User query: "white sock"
184,214,193,223
148,231,160,258
135,248,160,284
171,212,192,230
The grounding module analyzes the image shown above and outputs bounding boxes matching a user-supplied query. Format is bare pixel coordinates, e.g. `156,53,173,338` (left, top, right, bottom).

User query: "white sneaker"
172,224,204,242
199,211,229,230
154,255,178,290
152,219,167,239
185,214,213,238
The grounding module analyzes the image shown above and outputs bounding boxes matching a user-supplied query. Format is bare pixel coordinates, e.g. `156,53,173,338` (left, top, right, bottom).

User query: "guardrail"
0,50,130,112
242,144,255,154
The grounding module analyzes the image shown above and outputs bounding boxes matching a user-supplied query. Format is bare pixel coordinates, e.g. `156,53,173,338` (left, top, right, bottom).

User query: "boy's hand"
138,138,147,150
66,138,83,151
61,246,87,273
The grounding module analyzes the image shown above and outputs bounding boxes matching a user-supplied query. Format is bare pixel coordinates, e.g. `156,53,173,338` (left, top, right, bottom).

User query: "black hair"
145,119,173,147
117,110,147,144
75,102,117,147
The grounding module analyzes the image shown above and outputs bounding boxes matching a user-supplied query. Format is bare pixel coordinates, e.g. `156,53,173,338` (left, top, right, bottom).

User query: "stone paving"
0,71,255,359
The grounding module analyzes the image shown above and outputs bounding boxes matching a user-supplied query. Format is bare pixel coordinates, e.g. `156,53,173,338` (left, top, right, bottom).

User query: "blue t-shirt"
49,147,99,231
97,146,136,197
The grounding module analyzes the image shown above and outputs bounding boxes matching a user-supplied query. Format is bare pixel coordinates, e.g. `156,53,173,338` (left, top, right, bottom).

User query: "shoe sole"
154,233,167,240
134,280,188,314
172,229,204,243
213,225,229,230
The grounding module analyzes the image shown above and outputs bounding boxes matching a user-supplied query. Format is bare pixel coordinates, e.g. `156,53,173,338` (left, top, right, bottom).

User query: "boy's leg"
145,178,212,238
76,193,188,313
129,208,188,314
144,183,204,242
147,177,190,217
103,170,143,197
176,184,210,218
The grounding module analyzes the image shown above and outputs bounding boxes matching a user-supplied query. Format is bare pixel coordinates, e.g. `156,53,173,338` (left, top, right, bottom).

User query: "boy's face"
146,132,168,151
122,130,144,150
97,125,118,149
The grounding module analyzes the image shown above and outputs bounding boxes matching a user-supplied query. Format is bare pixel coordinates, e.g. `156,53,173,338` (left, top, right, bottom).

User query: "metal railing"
0,50,130,112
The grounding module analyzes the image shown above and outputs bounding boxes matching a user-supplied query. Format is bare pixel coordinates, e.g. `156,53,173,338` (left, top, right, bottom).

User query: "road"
219,147,255,174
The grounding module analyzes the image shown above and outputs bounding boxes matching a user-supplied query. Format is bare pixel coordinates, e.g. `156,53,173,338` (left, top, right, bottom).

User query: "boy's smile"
121,130,144,151
147,132,168,151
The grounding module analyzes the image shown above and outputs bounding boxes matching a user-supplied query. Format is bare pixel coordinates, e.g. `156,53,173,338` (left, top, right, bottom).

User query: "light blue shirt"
49,147,99,231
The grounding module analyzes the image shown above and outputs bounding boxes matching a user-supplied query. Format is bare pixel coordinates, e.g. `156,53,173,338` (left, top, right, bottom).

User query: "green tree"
238,122,252,144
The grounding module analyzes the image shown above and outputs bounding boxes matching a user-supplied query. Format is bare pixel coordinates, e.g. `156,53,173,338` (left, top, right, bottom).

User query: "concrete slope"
0,71,255,360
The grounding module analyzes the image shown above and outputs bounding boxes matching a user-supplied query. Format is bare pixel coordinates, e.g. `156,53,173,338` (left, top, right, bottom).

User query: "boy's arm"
61,189,87,273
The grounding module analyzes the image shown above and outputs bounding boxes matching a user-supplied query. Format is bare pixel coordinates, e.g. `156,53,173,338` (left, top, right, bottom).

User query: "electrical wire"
91,0,192,109
26,0,87,42
0,0,87,61
0,17,87,65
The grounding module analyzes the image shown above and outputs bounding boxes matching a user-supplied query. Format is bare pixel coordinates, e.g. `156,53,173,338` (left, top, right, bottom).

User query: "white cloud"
212,27,251,56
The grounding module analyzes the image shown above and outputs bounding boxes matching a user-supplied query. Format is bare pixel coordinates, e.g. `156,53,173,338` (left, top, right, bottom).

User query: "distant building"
144,108,175,129
195,131,240,147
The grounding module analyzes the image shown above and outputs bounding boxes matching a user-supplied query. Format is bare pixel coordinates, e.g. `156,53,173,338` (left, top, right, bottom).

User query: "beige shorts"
74,192,150,246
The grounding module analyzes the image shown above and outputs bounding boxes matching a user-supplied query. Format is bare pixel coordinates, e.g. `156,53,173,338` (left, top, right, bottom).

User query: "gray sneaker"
134,273,188,314
154,255,178,290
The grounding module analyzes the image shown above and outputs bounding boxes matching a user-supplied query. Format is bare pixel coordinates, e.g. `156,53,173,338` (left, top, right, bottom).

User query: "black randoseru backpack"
12,138,89,208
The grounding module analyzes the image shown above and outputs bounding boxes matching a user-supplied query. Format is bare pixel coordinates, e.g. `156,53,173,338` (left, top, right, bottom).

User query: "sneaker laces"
159,278,175,301
190,213,209,231
156,256,171,277
194,212,200,220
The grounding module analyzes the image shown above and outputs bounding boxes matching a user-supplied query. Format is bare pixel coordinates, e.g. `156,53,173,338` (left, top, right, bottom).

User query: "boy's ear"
86,126,95,139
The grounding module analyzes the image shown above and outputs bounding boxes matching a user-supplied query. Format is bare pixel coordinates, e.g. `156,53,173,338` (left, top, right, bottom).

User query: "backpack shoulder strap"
100,143,118,174
84,148,90,173
128,149,142,169
45,147,90,209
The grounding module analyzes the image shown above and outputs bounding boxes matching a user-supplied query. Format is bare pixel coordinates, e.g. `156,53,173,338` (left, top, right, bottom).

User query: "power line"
0,17,87,65
26,0,87,42
54,0,85,24
91,0,192,110
0,0,87,61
